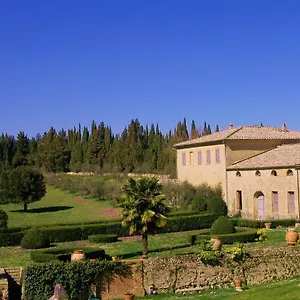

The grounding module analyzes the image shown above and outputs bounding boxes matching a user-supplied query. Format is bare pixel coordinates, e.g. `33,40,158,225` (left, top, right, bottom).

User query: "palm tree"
120,176,170,257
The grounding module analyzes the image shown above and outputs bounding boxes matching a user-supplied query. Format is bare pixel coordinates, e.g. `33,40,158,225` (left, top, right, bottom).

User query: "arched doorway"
254,191,265,220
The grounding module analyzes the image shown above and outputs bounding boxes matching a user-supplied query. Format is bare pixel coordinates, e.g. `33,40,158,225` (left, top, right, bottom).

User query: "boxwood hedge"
231,218,295,229
88,234,119,243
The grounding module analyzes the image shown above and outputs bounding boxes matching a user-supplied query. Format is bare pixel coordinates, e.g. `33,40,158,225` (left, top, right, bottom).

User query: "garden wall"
143,247,300,293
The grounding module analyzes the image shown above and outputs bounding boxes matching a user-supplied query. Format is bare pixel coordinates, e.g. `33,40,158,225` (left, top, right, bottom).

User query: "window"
271,170,277,176
197,151,202,165
182,153,186,166
236,190,242,210
255,170,261,176
215,149,220,164
206,150,211,165
272,191,279,213
288,192,295,214
287,169,293,176
236,171,241,177
189,151,193,165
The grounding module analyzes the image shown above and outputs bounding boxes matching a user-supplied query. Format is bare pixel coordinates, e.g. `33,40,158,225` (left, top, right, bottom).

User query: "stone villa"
174,124,300,220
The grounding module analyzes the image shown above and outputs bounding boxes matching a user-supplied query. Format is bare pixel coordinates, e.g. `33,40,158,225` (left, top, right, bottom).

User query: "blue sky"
1,0,300,137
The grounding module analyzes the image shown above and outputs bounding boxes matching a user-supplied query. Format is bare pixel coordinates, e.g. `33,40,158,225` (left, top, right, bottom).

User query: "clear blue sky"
1,0,300,137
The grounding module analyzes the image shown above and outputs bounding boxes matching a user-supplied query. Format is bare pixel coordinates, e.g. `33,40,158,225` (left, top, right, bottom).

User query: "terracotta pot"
211,238,222,250
286,228,299,246
264,222,271,229
71,250,86,262
124,293,135,300
234,279,243,291
112,256,118,261
141,254,147,260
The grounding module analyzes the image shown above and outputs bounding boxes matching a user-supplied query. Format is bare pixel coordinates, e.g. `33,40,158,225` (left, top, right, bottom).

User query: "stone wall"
143,247,300,293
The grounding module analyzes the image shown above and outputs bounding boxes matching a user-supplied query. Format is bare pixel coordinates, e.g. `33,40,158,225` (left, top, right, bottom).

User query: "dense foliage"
0,166,46,211
231,218,296,228
0,209,8,229
24,260,129,300
88,234,119,243
30,247,107,263
207,197,228,216
0,119,217,176
210,216,236,235
21,227,50,249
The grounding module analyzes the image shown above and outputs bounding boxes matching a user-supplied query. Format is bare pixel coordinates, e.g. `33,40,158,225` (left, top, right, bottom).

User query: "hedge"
0,231,26,247
231,218,295,229
88,234,119,243
24,260,129,300
188,228,258,245
30,247,107,263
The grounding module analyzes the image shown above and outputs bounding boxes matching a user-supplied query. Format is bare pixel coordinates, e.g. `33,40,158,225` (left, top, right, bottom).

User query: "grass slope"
0,186,120,228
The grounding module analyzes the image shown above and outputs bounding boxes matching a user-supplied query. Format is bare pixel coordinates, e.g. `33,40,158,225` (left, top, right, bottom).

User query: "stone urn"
286,228,299,246
211,238,222,250
264,222,271,229
234,278,243,292
124,293,135,300
71,250,86,262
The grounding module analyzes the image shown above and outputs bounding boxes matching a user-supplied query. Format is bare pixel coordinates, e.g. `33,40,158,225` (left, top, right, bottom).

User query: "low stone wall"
143,247,300,293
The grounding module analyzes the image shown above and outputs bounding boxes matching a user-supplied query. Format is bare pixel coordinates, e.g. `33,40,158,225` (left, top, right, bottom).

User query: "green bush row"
231,218,296,228
30,247,107,263
1,213,217,246
189,228,258,245
88,234,119,243
24,260,129,300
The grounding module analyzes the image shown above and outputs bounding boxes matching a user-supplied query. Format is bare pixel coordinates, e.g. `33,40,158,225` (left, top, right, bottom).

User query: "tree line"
0,118,218,176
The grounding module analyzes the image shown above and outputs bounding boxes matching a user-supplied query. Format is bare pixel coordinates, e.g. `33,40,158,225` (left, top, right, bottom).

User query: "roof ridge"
228,146,278,168
225,126,243,139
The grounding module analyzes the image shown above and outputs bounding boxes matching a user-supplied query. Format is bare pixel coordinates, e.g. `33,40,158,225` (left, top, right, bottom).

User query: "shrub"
207,197,228,216
21,228,50,249
189,228,258,245
190,195,207,212
0,231,26,246
210,216,236,235
0,209,8,229
231,218,296,229
88,234,119,243
30,247,107,263
24,260,129,300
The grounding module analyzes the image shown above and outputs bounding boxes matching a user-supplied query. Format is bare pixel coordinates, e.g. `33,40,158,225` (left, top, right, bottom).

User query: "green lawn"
130,277,300,299
0,186,120,228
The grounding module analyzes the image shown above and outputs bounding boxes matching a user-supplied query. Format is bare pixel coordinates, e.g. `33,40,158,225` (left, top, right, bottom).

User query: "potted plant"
124,292,135,300
264,222,271,229
226,243,250,291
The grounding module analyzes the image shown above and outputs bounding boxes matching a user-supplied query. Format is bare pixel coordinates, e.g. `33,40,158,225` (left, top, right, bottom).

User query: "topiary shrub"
21,228,50,249
0,209,8,229
210,216,236,235
88,234,119,243
207,197,228,216
190,195,207,212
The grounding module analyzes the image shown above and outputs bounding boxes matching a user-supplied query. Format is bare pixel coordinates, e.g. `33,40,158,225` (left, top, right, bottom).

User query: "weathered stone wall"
143,247,300,293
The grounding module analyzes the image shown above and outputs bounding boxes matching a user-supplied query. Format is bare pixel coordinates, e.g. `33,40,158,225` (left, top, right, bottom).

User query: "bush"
190,195,207,212
207,197,228,216
231,218,296,229
88,234,119,243
30,247,107,263
189,228,258,245
21,228,50,249
210,216,236,235
0,231,26,246
24,260,129,300
0,209,8,229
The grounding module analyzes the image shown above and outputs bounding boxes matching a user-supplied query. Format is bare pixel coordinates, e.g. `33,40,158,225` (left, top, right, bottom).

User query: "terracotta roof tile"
174,126,300,148
227,144,300,170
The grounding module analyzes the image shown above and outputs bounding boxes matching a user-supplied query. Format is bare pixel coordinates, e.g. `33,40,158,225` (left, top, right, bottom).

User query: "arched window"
287,169,293,176
236,171,241,177
255,170,261,176
271,170,277,176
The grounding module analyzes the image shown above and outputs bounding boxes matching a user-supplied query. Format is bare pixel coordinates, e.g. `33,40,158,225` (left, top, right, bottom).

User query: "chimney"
229,123,234,129
282,123,287,132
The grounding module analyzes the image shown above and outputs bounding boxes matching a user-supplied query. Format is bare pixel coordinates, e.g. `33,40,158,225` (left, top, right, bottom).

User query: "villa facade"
174,124,300,220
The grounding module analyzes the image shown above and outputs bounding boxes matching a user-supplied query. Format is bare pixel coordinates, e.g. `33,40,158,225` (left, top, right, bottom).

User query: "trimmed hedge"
189,228,258,245
231,218,296,229
30,247,107,263
210,216,236,235
0,231,26,247
88,234,119,243
21,228,50,249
